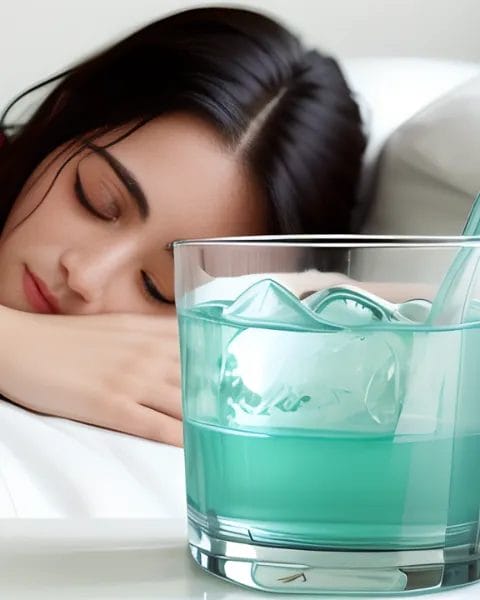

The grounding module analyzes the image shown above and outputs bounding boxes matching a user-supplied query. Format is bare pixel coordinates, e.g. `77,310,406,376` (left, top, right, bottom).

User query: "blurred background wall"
1,0,479,111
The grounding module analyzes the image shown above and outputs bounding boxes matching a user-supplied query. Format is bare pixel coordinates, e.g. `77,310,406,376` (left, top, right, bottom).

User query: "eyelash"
140,271,171,305
74,170,119,222
74,169,171,305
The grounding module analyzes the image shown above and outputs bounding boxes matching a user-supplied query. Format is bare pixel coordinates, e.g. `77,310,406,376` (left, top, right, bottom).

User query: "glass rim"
171,234,480,249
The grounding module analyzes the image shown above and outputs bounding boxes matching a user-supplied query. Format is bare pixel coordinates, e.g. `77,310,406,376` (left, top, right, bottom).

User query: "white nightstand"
1,519,479,599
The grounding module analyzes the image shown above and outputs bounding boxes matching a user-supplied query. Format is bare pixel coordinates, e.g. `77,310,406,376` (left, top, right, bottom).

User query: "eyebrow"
86,142,149,220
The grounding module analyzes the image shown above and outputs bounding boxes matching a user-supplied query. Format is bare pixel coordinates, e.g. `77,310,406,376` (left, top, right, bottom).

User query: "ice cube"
305,285,431,326
223,279,339,331
221,326,407,434
304,287,385,326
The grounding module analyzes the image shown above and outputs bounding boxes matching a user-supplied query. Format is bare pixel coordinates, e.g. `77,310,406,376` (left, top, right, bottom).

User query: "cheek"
2,193,42,238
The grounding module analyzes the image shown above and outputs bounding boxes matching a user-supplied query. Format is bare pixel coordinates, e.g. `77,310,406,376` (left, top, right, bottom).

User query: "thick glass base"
189,520,480,595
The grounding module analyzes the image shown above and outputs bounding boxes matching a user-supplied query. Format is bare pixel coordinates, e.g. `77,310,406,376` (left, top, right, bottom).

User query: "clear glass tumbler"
173,235,480,595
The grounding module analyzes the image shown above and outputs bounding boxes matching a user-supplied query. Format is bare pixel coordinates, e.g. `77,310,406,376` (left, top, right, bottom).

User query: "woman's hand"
0,305,183,446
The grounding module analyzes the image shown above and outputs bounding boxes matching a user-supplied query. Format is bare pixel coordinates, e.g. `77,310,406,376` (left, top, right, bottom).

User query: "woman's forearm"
0,306,183,444
0,305,34,401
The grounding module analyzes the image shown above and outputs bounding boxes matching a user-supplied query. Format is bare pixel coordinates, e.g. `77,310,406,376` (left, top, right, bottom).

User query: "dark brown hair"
0,7,366,235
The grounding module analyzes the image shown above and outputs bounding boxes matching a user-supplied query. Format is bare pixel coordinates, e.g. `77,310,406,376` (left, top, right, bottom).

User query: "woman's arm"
0,304,183,446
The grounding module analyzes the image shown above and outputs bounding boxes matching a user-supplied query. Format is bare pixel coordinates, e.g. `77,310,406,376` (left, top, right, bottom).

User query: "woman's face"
0,113,266,315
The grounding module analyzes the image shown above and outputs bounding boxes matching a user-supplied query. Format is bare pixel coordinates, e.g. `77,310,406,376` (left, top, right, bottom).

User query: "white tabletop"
1,519,478,599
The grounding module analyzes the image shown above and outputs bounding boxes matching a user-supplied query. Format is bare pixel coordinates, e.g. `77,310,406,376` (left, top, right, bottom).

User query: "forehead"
95,113,266,240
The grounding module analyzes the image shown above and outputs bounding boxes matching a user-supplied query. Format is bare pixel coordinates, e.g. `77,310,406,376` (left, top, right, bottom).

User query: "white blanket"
0,397,186,518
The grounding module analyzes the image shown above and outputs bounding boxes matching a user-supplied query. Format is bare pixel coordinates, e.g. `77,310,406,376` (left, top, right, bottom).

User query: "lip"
23,266,60,314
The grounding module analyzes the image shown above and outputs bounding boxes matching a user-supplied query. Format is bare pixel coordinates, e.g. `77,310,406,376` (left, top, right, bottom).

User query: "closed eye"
141,271,174,305
74,168,120,222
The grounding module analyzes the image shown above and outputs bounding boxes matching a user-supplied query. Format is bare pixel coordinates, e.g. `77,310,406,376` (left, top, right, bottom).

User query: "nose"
59,241,134,305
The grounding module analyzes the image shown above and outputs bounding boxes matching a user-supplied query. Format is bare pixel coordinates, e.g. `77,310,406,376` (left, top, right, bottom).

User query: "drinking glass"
173,235,480,595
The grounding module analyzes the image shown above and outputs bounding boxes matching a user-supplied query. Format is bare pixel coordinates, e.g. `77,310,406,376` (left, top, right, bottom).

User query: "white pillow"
342,58,480,230
362,71,480,235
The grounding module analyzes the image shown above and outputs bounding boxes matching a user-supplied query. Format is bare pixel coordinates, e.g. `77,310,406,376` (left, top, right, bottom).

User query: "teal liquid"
185,419,480,550
179,297,480,551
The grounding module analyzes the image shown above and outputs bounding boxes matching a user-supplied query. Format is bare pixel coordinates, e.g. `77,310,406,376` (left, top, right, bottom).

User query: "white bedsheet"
0,397,186,518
